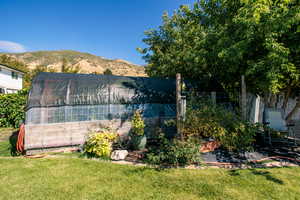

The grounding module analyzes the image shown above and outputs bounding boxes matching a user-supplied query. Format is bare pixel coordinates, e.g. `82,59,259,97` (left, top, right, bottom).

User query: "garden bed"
1,127,300,169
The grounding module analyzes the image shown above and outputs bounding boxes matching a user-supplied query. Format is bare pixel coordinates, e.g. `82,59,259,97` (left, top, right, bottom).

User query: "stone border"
13,154,299,170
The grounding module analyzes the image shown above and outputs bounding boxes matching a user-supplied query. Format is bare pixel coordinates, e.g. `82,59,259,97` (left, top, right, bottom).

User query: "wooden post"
241,75,247,121
211,91,216,105
254,95,260,123
176,73,182,139
181,96,187,121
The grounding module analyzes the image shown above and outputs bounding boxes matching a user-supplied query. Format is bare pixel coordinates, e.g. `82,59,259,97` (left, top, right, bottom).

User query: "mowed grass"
0,128,18,157
0,128,16,142
1,127,300,199
0,158,300,200
0,141,11,157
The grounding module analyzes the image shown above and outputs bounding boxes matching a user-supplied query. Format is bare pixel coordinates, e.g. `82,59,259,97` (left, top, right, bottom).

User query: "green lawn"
0,140,11,157
0,128,16,142
1,127,300,199
0,157,299,200
0,128,17,157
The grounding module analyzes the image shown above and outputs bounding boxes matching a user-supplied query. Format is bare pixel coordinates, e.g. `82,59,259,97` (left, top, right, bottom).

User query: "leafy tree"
0,55,28,73
139,0,300,118
103,68,113,75
61,58,81,73
28,65,57,82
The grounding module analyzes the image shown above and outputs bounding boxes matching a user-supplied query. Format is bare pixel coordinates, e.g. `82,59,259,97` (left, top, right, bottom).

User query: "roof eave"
0,64,26,74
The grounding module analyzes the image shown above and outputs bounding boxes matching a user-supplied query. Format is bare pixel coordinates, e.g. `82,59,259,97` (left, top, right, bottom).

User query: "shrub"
145,132,201,166
131,110,145,136
113,136,130,150
183,100,259,151
217,121,258,151
84,131,117,158
0,89,28,128
183,104,226,139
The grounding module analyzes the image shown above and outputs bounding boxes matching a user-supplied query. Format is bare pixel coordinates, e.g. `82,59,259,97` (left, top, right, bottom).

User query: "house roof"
0,63,26,74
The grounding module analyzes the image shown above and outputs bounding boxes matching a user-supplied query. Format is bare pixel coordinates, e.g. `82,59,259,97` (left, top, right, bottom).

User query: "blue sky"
0,0,195,65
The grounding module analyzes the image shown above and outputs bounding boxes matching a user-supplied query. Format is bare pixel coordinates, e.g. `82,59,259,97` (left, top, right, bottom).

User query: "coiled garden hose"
16,124,25,153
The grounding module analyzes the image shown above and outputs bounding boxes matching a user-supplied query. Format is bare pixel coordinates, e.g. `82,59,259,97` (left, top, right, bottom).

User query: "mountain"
0,50,146,77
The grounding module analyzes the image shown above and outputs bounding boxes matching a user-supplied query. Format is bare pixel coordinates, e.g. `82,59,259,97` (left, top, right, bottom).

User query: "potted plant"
130,110,146,150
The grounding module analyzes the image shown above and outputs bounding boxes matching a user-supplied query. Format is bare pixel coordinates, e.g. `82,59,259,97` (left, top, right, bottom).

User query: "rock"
294,147,300,152
201,152,217,162
263,161,298,167
244,152,265,161
111,150,128,161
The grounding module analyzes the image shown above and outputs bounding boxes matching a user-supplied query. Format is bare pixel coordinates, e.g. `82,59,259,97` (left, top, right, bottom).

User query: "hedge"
0,89,28,128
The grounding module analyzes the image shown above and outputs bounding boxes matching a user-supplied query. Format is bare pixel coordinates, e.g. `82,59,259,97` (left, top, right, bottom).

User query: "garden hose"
16,124,25,153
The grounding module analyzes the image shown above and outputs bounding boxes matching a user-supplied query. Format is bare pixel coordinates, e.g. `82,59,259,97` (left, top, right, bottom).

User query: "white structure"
0,64,24,94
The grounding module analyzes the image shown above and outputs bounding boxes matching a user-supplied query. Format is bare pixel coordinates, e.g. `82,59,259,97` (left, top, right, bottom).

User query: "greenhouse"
24,72,176,154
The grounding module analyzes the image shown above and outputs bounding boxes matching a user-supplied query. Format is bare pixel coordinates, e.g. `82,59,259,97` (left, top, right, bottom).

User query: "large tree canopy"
139,0,300,97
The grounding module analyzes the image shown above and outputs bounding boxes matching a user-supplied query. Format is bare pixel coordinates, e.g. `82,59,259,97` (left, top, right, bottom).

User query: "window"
11,71,18,80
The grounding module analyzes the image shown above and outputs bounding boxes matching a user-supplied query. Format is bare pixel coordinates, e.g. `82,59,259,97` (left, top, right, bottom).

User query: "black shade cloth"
27,72,176,109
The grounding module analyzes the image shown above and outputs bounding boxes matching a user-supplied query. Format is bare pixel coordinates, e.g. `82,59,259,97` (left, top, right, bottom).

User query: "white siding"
0,65,23,92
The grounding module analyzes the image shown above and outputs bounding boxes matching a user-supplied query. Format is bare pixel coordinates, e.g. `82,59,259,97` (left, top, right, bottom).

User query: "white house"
0,64,24,94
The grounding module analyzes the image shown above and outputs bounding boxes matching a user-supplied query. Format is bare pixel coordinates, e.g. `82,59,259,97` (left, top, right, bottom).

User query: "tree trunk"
263,92,270,107
269,94,277,108
176,73,183,140
285,100,300,121
282,86,292,111
241,75,247,120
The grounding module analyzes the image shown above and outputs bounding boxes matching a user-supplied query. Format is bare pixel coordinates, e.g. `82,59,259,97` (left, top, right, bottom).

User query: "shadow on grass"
9,130,20,156
250,168,284,184
122,166,168,177
229,168,284,185
228,170,240,176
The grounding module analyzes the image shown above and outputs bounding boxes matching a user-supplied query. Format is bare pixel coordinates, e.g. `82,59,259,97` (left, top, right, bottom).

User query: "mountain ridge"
0,50,146,77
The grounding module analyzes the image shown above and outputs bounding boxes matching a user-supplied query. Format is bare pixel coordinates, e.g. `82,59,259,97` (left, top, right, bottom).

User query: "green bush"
0,89,28,128
145,132,201,166
84,131,117,159
131,110,145,136
183,104,226,139
183,100,259,151
218,121,259,151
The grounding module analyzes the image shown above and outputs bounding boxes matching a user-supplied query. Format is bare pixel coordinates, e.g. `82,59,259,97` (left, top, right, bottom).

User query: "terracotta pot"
200,141,221,153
